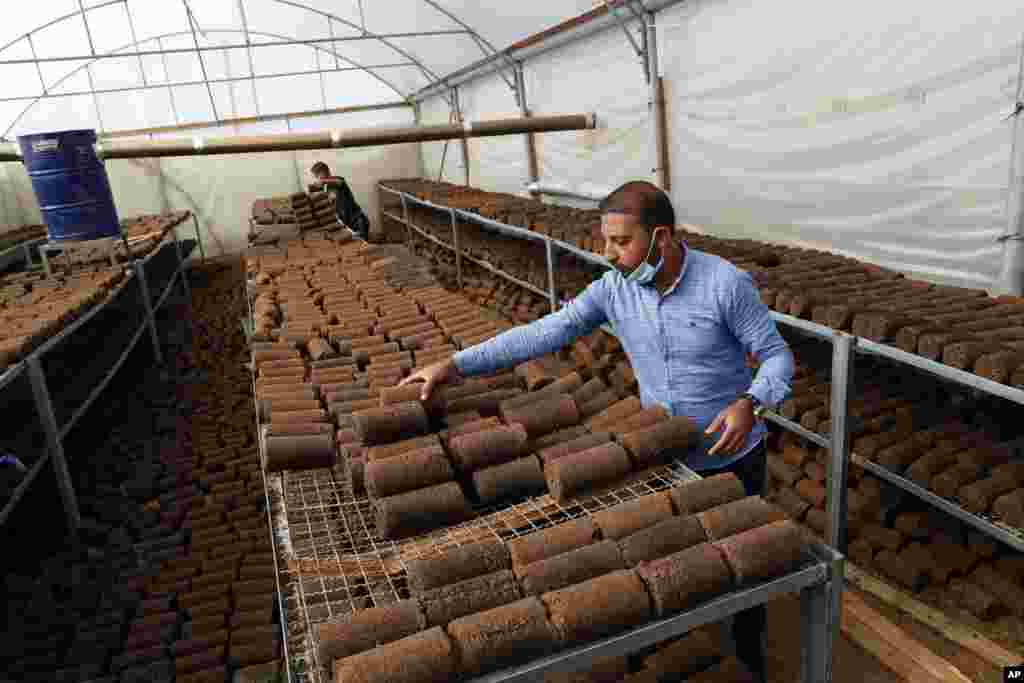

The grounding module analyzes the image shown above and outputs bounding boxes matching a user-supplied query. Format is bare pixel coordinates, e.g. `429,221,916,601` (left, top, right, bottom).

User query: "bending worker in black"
401,181,794,682
310,161,371,240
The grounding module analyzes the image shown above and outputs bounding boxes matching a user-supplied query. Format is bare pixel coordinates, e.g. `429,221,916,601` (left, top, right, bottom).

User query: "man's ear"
653,225,673,247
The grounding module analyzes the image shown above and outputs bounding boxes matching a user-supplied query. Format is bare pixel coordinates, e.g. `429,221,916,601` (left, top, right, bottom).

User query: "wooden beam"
842,591,974,683
846,563,1020,670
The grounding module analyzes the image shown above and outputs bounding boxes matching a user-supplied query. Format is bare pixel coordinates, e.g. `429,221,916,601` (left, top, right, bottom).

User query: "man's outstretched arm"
401,276,611,399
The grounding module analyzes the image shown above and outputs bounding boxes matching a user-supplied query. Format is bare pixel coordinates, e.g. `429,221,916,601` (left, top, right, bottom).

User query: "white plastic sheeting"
657,0,1024,288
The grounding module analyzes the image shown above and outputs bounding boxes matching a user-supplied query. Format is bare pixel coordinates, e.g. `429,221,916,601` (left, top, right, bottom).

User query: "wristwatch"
739,392,765,418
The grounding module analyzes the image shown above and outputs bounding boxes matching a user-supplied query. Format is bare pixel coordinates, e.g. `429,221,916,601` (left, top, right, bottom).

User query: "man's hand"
705,398,756,456
399,357,462,400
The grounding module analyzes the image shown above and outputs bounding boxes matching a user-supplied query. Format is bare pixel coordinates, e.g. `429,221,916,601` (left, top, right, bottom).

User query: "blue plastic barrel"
16,129,121,242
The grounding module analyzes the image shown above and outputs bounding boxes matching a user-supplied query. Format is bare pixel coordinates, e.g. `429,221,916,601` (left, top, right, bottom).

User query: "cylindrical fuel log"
418,570,522,628
541,570,652,646
376,482,471,540
697,496,787,541
352,402,430,445
517,540,625,595
265,434,335,472
620,416,699,468
669,473,747,516
448,425,529,471
366,434,441,462
315,599,425,665
592,491,674,541
546,443,632,502
405,537,511,594
713,520,806,584
514,359,556,391
446,597,559,676
332,626,456,683
585,396,642,431
472,456,547,504
364,449,454,498
500,394,580,438
636,542,734,616
506,517,597,569
617,515,708,566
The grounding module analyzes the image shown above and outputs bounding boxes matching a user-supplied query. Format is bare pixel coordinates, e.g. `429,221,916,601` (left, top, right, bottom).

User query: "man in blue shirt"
402,180,794,681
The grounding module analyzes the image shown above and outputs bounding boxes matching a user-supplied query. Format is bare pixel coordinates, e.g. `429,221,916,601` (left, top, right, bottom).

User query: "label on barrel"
31,139,60,154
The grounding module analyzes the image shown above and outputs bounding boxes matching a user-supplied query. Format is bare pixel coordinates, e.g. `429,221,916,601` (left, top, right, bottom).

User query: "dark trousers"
698,442,768,676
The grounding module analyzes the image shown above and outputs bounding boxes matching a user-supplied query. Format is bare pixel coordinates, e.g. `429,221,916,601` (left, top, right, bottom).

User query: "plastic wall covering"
0,108,418,255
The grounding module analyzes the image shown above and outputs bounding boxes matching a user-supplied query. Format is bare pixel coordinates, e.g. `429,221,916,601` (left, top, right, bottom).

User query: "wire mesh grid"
271,449,700,683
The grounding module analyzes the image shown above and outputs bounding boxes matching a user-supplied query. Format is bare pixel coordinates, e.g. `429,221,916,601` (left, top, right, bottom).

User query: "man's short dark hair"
599,181,675,229
311,161,330,176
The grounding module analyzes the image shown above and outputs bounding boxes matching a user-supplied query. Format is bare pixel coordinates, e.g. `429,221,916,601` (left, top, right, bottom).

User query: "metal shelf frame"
0,229,195,534
378,181,1024,555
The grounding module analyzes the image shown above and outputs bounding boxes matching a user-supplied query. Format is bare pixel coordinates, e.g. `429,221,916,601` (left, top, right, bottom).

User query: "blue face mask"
626,227,665,285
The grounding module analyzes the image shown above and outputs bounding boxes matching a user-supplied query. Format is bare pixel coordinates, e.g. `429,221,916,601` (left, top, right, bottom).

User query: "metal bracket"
604,0,651,82
996,233,1024,242
1005,101,1024,121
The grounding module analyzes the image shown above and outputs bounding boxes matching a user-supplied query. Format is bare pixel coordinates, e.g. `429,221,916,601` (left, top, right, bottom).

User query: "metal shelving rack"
252,212,845,683
0,222,199,532
378,181,1024,557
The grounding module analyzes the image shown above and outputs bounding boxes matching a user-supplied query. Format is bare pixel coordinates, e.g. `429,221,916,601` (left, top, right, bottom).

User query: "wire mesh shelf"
268,452,700,683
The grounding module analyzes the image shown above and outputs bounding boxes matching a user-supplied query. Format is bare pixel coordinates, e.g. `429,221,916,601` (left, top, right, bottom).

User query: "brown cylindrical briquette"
315,599,426,665
859,524,905,552
258,365,306,379
366,434,441,462
875,548,929,592
949,578,1002,620
365,449,454,498
446,597,559,676
267,421,334,437
473,455,547,504
617,514,708,566
592,491,674,541
354,341,401,363
773,486,811,521
500,394,580,437
514,359,556,391
546,443,632,502
269,408,328,424
405,537,511,593
697,496,787,541
352,402,429,445
611,406,670,438
572,377,607,406
376,481,471,539
541,569,652,646
971,564,1024,618
419,570,522,627
309,356,356,370
265,434,335,472
517,540,625,595
253,348,300,363
327,388,377,403
620,416,700,468
578,389,619,420
713,520,806,584
585,396,642,431
507,516,598,569
443,417,503,443
767,454,804,487
445,388,523,417
378,383,442,414
532,425,591,451
260,398,320,418
642,628,720,679
637,542,734,616
330,398,379,416
993,489,1024,527
669,473,746,516
333,626,457,683
446,410,482,428
306,337,335,361
959,476,1017,514
449,425,529,471
794,478,827,508
803,461,826,483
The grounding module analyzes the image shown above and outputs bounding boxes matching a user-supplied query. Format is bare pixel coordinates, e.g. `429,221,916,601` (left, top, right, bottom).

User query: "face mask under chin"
626,227,664,285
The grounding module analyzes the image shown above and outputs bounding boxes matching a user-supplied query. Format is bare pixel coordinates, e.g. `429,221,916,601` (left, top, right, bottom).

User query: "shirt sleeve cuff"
747,383,772,409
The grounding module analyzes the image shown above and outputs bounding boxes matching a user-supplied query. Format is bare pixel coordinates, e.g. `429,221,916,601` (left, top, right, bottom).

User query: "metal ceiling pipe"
411,0,687,103
0,113,595,162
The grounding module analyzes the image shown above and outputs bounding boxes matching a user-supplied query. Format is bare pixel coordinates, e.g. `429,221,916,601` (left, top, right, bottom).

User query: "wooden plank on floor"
846,563,1020,670
842,591,974,683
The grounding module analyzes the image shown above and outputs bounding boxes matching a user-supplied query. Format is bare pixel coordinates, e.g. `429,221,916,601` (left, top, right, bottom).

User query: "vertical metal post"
27,355,80,534
799,575,835,683
998,35,1024,295
646,12,671,191
40,245,52,277
515,63,541,196
827,332,854,553
453,87,471,187
450,208,463,288
135,260,164,365
172,226,191,300
401,194,413,248
192,213,206,261
545,238,558,312
413,102,426,178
